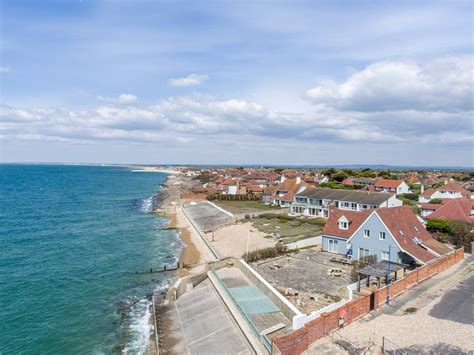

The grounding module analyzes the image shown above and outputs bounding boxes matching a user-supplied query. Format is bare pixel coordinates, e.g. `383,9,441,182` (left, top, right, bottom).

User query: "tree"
450,221,474,245
426,219,451,234
333,171,349,182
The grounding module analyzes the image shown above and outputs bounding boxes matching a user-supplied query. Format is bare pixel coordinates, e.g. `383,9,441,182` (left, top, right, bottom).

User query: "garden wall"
272,248,464,355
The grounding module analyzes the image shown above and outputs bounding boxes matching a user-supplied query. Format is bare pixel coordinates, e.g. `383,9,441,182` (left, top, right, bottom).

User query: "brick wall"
272,248,464,355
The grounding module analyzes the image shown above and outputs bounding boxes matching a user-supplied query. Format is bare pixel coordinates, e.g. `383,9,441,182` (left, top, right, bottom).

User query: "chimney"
421,184,425,194
296,176,301,184
444,180,448,185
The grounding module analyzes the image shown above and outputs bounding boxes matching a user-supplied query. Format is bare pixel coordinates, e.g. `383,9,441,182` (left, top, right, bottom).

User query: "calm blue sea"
0,164,182,354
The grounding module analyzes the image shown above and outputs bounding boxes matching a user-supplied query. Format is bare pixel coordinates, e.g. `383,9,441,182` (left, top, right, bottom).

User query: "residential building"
418,181,472,203
373,179,410,195
322,206,451,264
423,198,474,224
291,188,402,218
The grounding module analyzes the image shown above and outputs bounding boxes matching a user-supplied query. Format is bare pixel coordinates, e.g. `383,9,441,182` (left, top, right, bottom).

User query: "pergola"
355,260,409,291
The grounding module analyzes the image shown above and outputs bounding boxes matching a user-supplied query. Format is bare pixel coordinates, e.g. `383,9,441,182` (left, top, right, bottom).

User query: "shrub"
305,217,326,226
401,193,419,201
242,243,287,262
429,198,443,204
426,219,451,234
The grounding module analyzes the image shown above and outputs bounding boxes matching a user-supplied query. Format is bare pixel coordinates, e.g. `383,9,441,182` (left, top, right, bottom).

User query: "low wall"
272,248,465,355
169,271,208,302
286,236,322,250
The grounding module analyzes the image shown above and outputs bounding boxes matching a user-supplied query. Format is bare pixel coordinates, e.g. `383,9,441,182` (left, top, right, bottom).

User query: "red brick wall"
272,248,464,355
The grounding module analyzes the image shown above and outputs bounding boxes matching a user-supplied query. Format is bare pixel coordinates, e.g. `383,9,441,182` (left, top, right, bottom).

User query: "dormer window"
364,229,370,238
338,216,349,230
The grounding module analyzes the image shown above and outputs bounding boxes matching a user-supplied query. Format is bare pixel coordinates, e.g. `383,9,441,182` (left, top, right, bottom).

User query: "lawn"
214,200,281,214
250,214,325,244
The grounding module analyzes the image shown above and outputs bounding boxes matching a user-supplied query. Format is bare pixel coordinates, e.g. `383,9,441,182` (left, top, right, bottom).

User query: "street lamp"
386,245,396,305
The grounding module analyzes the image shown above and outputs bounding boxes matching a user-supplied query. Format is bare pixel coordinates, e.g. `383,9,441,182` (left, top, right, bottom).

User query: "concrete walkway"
158,279,254,355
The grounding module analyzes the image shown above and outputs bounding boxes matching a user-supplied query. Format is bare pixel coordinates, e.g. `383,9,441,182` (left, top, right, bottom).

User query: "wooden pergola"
355,260,409,291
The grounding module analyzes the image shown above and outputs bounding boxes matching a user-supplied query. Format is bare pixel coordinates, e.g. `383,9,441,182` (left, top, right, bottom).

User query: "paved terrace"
252,250,353,313
183,202,233,232
157,279,254,355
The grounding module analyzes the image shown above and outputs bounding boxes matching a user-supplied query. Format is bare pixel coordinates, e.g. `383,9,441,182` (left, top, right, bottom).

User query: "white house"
291,188,402,218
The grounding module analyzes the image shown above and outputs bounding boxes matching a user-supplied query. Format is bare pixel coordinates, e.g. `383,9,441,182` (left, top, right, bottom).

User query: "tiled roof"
374,179,403,188
376,206,450,263
426,198,474,224
420,203,442,211
322,209,372,239
420,188,436,197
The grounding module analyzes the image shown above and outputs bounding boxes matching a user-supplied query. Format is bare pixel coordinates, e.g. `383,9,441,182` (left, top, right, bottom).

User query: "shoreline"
148,171,207,354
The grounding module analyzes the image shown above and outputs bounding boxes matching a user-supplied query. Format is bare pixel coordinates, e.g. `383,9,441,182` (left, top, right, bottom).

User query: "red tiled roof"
374,179,403,188
376,206,450,263
420,188,436,197
426,198,474,224
420,203,442,211
322,209,372,239
438,181,470,197
278,191,295,202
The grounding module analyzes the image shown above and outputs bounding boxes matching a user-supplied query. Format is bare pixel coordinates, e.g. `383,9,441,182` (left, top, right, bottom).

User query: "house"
424,198,474,224
374,179,410,195
418,181,472,203
342,177,377,187
291,188,402,218
271,178,306,206
322,206,451,264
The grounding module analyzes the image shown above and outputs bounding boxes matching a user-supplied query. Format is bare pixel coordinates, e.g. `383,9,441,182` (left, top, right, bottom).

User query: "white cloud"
117,93,138,103
0,66,11,73
168,73,209,87
97,93,138,104
305,55,474,112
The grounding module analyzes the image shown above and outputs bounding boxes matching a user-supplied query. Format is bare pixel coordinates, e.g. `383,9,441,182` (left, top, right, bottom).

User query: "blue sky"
1,0,473,166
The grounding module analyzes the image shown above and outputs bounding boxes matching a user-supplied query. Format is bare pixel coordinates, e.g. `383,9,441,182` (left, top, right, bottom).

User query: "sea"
0,164,183,354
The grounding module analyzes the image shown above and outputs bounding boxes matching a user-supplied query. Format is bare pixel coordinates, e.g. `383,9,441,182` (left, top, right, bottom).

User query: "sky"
0,0,473,166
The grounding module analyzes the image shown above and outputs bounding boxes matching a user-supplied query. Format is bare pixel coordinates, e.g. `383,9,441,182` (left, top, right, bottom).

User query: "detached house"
422,198,474,224
418,181,472,203
322,206,451,264
373,179,410,195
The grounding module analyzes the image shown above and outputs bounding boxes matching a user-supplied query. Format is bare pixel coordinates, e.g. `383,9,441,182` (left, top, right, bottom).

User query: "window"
379,232,386,240
364,229,370,238
351,202,357,210
362,204,368,209
328,239,339,253
381,251,389,260
344,202,350,207
339,221,348,229
358,248,370,259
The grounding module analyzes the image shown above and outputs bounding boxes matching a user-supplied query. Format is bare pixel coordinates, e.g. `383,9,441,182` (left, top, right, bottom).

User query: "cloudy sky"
1,0,473,166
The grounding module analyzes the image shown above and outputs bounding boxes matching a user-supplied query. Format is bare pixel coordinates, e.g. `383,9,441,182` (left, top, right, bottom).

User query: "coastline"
148,171,207,354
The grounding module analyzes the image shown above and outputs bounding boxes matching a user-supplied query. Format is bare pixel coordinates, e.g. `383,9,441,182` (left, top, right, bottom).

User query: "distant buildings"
322,206,451,264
